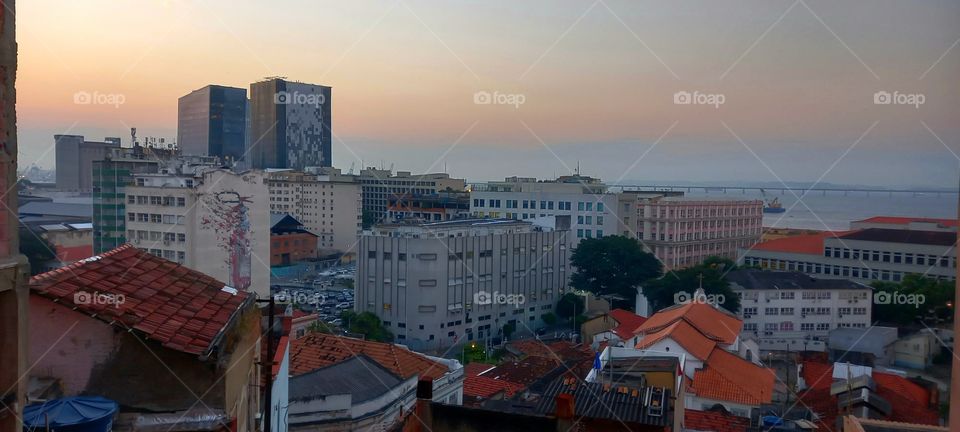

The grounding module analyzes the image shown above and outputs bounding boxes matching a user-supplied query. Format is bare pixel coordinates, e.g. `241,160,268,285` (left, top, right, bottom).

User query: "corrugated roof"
19,201,92,218
855,216,957,227
838,228,956,247
727,269,867,291
533,376,671,427
29,244,251,356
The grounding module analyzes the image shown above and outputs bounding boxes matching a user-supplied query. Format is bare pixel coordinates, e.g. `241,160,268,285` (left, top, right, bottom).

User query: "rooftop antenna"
131,127,138,147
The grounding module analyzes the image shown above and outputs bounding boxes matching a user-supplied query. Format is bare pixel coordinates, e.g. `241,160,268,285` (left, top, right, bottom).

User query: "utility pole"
256,296,277,432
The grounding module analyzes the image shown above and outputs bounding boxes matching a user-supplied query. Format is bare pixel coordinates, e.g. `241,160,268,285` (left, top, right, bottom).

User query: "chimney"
410,379,433,432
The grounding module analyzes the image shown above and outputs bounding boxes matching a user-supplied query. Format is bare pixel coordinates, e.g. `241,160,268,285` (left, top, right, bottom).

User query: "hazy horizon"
14,0,960,188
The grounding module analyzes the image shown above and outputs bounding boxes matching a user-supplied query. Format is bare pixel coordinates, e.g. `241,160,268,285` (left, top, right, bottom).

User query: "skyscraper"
249,78,332,170
177,85,248,161
54,134,121,192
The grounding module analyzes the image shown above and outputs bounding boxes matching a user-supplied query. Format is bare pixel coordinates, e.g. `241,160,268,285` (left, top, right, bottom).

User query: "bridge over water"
613,185,957,197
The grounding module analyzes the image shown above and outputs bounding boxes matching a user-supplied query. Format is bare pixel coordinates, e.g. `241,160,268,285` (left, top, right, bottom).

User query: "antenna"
576,160,581,175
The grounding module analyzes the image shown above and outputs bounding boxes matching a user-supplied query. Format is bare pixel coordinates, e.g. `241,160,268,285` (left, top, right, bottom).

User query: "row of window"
127,195,186,207
128,212,185,225
824,247,955,268
473,198,603,212
744,257,956,282
744,322,866,332
742,306,867,316
146,248,186,263
641,205,761,219
128,230,186,243
576,229,604,239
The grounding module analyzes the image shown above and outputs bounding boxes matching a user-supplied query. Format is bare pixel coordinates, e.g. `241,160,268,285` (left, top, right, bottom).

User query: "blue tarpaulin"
23,396,117,432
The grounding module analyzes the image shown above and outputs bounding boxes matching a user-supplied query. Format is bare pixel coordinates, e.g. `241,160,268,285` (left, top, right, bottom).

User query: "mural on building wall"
201,191,252,291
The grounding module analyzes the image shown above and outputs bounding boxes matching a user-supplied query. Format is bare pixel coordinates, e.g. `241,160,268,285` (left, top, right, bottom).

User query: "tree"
642,257,741,314
502,322,516,340
872,274,954,326
340,310,394,342
361,210,380,229
541,312,558,326
556,292,585,319
570,235,662,309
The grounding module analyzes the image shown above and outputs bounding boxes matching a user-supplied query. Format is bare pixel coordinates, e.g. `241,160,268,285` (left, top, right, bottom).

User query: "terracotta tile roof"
508,339,554,358
289,333,448,381
636,302,742,346
635,319,717,360
464,362,496,377
608,308,647,339
29,244,251,356
484,356,560,387
798,362,942,430
463,374,525,400
751,231,848,255
690,349,775,405
684,409,750,432
55,244,93,262
856,216,957,227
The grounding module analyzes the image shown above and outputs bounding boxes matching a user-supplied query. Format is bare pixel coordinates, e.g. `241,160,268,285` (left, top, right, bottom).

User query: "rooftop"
532,376,672,427
289,354,404,402
483,356,561,387
636,302,742,346
29,244,251,356
837,228,956,247
854,216,958,228
684,409,750,432
289,333,449,381
19,201,92,218
726,269,868,291
635,319,718,360
689,348,775,405
750,230,847,255
608,309,648,339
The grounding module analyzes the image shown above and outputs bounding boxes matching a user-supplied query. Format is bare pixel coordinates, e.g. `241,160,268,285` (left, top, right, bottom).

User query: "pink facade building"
635,197,763,269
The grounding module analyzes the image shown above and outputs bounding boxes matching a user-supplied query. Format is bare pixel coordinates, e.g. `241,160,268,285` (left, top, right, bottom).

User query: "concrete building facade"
726,269,872,352
177,84,248,162
249,78,331,170
54,134,121,192
635,196,763,269
356,219,570,351
360,167,466,221
470,175,620,246
124,169,270,298
267,168,362,255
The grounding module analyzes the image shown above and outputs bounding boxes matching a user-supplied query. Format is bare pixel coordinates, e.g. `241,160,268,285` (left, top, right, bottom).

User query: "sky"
13,0,960,187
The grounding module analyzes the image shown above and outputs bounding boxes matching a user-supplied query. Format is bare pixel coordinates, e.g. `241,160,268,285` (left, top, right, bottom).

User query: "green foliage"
642,257,741,314
569,235,662,309
556,293,585,319
19,231,56,275
361,210,380,229
340,310,394,342
308,320,337,334
871,274,954,326
573,314,589,327
462,342,488,364
541,312,558,325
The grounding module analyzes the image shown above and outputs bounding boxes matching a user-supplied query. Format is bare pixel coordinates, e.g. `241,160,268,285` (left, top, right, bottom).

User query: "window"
586,202,593,211
816,323,830,331
398,253,407,261
765,307,778,315
780,308,794,315
801,323,814,331
780,322,794,331
577,229,584,238
743,307,757,316
597,203,604,211
578,202,585,211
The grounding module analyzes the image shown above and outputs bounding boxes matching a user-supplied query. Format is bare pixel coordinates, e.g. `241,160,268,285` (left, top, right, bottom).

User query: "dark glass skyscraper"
249,78,332,170
177,85,247,161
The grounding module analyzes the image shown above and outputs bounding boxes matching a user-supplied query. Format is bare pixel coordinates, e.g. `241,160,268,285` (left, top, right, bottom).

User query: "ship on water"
760,189,786,213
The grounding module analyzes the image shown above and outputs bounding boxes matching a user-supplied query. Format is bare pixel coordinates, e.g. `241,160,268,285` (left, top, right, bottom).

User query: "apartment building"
470,175,622,246
266,168,362,255
124,168,270,297
356,218,571,351
635,196,763,269
54,134,121,192
740,227,956,283
359,167,466,221
726,269,872,351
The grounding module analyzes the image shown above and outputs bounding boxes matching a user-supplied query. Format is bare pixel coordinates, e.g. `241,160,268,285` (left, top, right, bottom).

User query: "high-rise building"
361,167,467,222
249,78,331,170
124,168,270,298
54,134,121,192
356,218,571,351
266,168,362,255
177,85,248,162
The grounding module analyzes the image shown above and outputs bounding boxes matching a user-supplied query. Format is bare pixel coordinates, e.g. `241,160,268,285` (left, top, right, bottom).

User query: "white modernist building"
356,218,571,350
726,269,872,352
